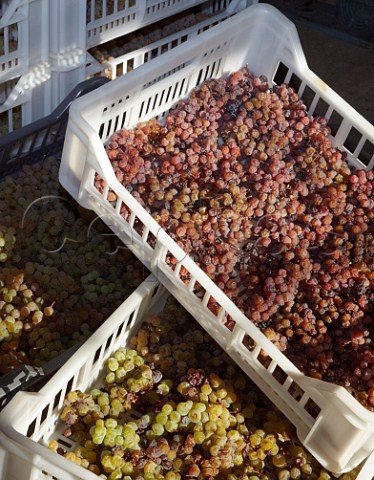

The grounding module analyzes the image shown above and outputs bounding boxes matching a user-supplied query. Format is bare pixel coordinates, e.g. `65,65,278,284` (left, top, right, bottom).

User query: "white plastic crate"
86,0,144,49
85,0,251,80
0,275,373,480
0,275,161,480
0,0,30,134
86,0,210,49
0,0,256,135
59,3,374,475
0,0,87,135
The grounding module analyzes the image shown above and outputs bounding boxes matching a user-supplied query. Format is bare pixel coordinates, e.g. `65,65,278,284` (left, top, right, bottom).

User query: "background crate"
0,0,86,136
0,0,257,136
86,0,208,49
0,0,30,136
0,276,373,480
85,0,249,80
59,3,374,475
85,0,145,49
0,76,109,177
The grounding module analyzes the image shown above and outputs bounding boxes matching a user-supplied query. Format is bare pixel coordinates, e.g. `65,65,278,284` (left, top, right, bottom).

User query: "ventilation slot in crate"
196,58,223,86
328,110,344,137
344,126,363,156
313,97,329,119
273,61,289,86
41,470,59,480
145,230,157,250
343,127,374,168
144,61,188,89
300,84,317,114
358,139,374,167
288,72,302,94
93,345,102,365
27,418,37,438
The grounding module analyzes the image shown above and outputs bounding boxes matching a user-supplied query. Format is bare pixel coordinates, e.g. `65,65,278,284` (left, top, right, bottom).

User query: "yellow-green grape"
301,464,313,475
290,467,301,479
90,422,106,445
176,401,193,416
273,454,287,468
165,420,178,433
152,423,164,436
261,437,275,451
0,226,16,262
155,412,168,425
193,431,205,444
0,274,48,343
52,294,361,480
188,409,201,423
318,473,331,480
169,411,181,423
278,471,291,480
157,380,171,395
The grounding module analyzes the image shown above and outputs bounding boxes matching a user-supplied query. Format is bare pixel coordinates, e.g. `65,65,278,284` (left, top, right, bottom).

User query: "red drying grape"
99,67,374,410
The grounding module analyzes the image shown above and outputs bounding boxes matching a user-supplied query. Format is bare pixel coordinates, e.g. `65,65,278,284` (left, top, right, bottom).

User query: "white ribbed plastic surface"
86,0,250,80
85,0,237,49
86,0,254,49
0,0,256,134
0,275,162,480
58,3,374,475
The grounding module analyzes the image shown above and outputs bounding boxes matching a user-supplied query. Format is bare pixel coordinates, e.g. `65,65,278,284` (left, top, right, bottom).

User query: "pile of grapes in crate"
96,67,374,410
89,9,213,79
51,297,360,480
0,158,147,374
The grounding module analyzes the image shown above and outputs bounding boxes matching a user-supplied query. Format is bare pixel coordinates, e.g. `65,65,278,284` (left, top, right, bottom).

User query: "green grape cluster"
105,348,154,394
51,301,361,480
57,349,162,444
90,418,140,449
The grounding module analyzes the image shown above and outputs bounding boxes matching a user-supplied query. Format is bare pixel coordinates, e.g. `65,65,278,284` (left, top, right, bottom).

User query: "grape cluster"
0,269,55,351
0,157,147,373
52,299,360,480
98,67,374,409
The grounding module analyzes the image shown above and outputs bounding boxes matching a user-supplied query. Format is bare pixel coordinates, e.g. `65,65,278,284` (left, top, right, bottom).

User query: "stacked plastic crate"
0,0,252,136
85,0,250,80
0,0,85,135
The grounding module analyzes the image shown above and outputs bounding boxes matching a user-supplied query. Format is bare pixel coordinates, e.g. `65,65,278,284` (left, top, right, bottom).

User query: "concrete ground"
261,0,374,126
298,25,374,125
